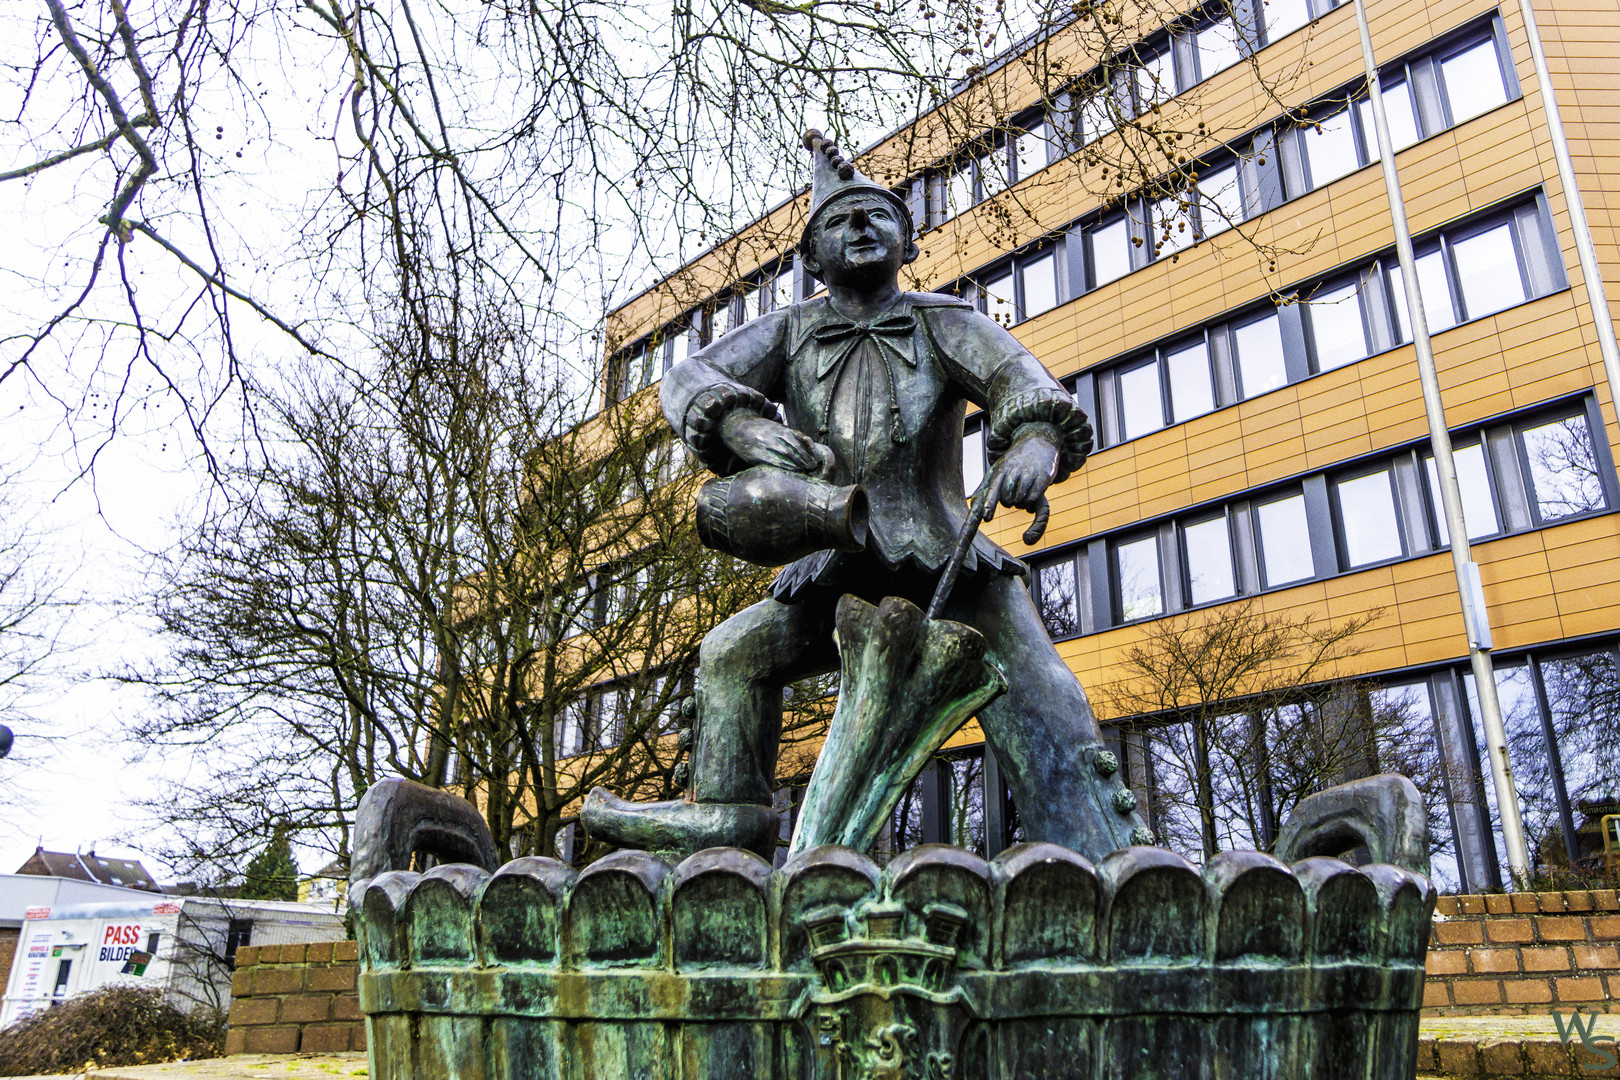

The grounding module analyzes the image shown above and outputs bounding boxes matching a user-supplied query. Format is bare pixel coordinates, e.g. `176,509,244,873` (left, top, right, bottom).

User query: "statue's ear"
801,251,824,280
902,240,920,265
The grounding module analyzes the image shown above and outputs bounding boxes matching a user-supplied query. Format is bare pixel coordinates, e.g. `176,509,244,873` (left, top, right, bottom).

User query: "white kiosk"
2,895,344,1026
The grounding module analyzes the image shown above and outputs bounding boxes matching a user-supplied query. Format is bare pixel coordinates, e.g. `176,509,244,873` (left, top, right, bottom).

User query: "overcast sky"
0,4,338,879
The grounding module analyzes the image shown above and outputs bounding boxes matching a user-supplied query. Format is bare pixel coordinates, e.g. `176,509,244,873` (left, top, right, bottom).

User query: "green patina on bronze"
348,839,1435,1078
789,594,1004,858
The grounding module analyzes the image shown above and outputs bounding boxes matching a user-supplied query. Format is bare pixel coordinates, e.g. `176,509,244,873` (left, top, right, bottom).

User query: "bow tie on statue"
812,313,918,445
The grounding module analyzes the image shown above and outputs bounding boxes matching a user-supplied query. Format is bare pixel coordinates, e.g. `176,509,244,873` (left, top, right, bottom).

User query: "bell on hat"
800,128,915,253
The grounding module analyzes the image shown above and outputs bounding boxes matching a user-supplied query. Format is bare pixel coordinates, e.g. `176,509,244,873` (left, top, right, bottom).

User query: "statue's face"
806,192,914,288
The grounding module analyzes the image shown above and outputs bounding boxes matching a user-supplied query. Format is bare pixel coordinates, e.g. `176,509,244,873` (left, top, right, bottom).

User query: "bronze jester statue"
584,131,1150,861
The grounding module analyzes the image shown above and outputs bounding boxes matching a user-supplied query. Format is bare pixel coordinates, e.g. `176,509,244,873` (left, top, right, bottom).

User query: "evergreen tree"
239,830,299,902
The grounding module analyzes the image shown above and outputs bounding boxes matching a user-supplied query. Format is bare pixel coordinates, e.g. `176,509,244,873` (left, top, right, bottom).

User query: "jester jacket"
661,291,1094,602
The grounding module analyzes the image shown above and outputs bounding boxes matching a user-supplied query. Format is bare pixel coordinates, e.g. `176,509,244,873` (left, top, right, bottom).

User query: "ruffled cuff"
985,388,1094,484
681,384,773,476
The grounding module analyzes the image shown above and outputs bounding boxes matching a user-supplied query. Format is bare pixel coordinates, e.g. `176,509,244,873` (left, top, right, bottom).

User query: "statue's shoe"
581,788,780,862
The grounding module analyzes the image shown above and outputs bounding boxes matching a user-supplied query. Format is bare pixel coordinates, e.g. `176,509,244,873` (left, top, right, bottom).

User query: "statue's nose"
849,206,869,229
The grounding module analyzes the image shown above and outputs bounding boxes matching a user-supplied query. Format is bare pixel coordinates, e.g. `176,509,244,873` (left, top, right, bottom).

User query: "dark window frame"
1329,460,1410,571
1177,508,1241,608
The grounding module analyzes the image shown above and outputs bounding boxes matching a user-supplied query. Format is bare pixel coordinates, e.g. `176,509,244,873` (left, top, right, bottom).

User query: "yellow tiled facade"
603,0,1620,890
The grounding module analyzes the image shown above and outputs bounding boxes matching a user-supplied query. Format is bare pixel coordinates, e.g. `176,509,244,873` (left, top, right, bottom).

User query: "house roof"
14,847,163,893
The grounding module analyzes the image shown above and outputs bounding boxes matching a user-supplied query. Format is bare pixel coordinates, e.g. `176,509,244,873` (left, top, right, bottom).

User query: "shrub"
0,985,224,1075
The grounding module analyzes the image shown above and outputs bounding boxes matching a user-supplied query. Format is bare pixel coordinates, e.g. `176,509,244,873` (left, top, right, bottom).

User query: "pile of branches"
0,985,223,1075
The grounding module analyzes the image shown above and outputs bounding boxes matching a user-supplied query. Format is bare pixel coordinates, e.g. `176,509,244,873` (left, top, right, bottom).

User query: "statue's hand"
984,422,1059,517
720,412,827,474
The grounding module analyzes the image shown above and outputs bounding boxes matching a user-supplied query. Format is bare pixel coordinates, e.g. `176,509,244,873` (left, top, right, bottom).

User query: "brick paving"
10,1052,368,1080
7,1017,1617,1079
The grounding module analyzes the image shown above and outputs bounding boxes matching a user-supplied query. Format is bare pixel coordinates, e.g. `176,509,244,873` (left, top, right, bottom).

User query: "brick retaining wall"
1424,889,1620,1016
225,941,366,1053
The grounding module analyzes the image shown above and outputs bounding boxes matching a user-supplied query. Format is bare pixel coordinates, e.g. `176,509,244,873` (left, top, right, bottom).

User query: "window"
1305,279,1370,371
1424,442,1499,543
1464,645,1620,884
664,314,700,372
1197,160,1243,237
1366,681,1460,891
563,581,598,639
610,343,656,401
589,686,623,751
1165,339,1215,422
1255,493,1314,586
1273,21,1516,200
555,697,586,757
1232,310,1288,396
1013,121,1052,180
1438,37,1510,125
1035,553,1082,637
1090,217,1132,287
225,920,252,965
1137,49,1178,111
1181,513,1236,605
1115,534,1164,620
978,149,1009,202
1192,16,1243,82
1387,248,1457,338
601,562,650,624
1261,0,1311,43
1452,222,1527,319
962,422,986,496
1415,401,1608,545
959,420,984,495
1539,649,1620,842
1118,359,1164,441
1519,411,1607,522
1079,196,1560,443
974,248,1060,326
1301,105,1360,187
770,261,796,310
937,163,975,223
1077,80,1118,145
1152,194,1196,257
1355,80,1420,153
982,271,1016,326
715,297,742,337
1022,252,1058,318
1334,466,1403,567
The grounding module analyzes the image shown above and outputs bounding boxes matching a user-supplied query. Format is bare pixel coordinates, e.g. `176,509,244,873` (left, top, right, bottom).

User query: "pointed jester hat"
799,129,916,256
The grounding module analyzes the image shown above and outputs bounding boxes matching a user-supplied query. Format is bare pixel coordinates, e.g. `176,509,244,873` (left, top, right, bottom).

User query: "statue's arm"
922,305,1094,484
660,310,791,476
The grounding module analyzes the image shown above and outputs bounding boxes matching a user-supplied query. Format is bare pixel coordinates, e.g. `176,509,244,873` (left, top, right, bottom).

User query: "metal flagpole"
1349,0,1533,885
1511,0,1620,429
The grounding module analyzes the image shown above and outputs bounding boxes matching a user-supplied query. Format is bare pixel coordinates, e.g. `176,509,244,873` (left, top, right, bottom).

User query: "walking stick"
927,460,1050,619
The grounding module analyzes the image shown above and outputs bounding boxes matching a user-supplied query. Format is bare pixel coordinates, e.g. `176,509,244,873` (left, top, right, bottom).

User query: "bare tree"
3,0,1322,476
1099,601,1449,862
124,293,848,872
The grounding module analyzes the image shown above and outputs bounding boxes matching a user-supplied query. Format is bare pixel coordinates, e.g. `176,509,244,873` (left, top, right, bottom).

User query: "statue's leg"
690,595,838,804
948,573,1147,861
581,596,836,860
